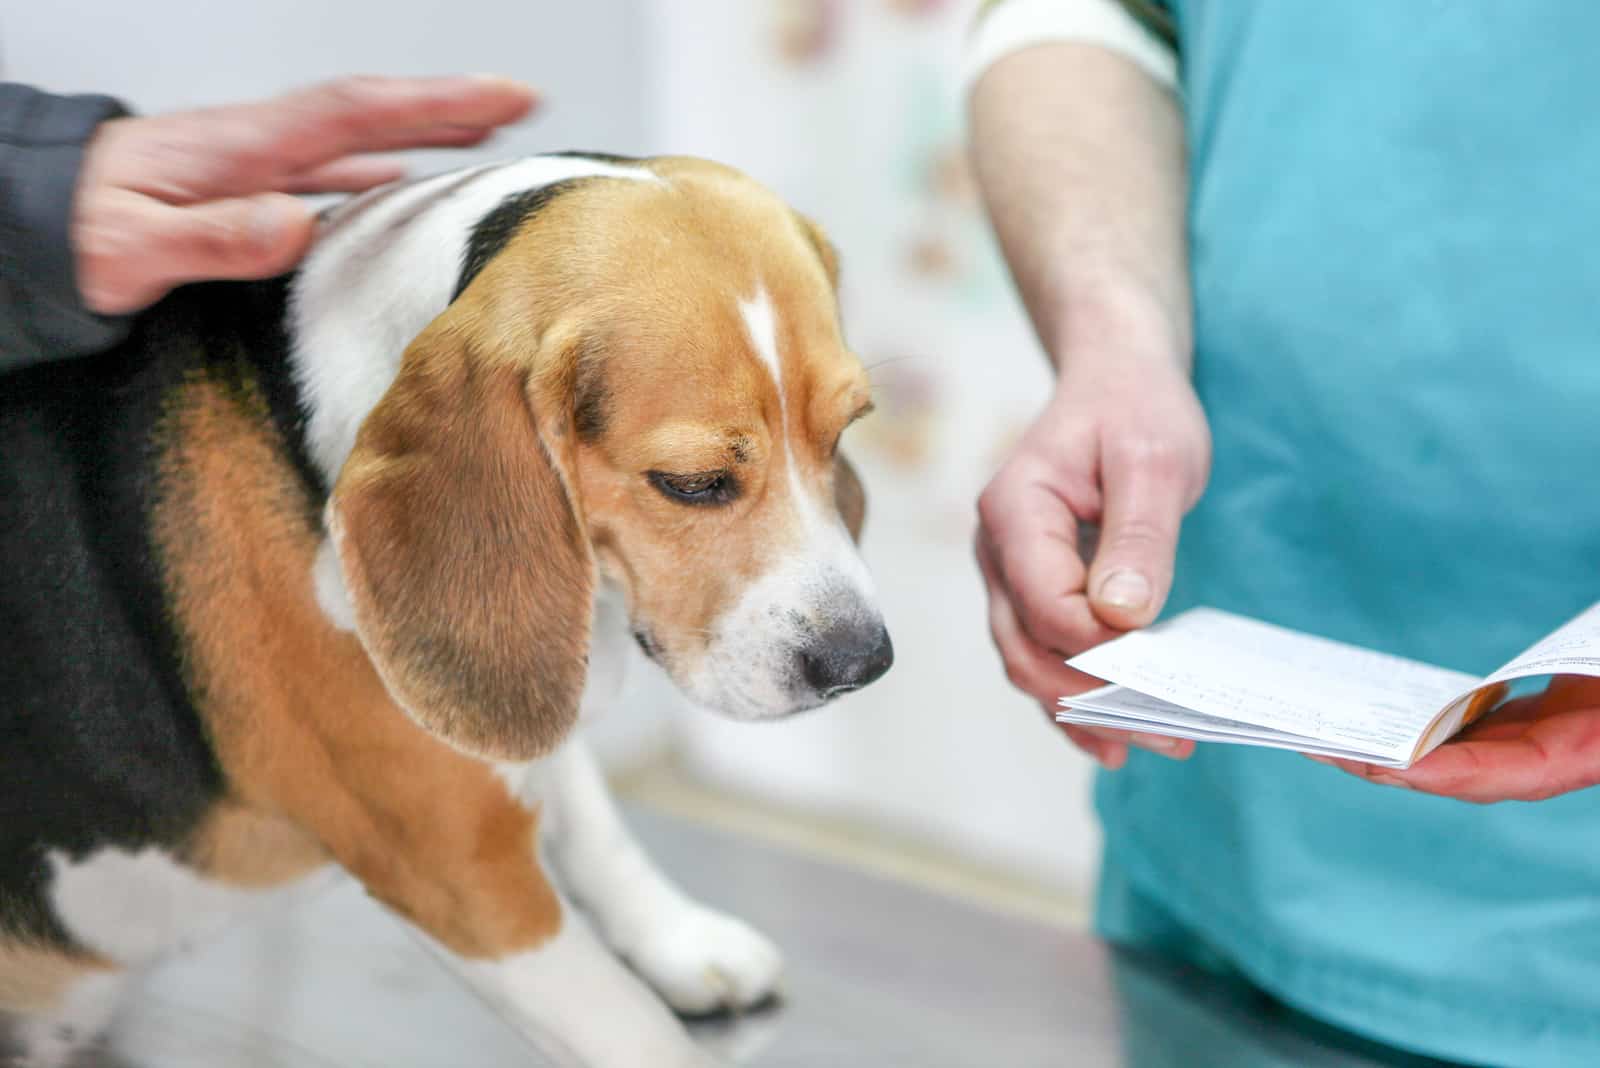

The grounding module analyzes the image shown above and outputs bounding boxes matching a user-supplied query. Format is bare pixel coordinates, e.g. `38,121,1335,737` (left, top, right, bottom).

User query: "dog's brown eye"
648,470,736,506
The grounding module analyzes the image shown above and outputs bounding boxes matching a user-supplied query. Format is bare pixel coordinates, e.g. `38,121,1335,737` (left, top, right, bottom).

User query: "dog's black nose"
799,621,894,699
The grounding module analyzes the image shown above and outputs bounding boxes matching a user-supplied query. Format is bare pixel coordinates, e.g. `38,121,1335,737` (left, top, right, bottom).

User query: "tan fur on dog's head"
330,157,889,762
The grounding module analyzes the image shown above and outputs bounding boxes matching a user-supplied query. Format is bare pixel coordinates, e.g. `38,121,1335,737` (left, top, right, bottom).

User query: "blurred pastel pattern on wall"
641,0,1100,900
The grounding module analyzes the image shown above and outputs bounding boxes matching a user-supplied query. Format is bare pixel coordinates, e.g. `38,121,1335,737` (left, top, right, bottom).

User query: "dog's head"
319,156,891,762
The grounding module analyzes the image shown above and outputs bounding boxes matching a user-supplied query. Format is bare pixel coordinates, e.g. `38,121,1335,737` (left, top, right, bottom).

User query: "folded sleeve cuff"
0,84,131,371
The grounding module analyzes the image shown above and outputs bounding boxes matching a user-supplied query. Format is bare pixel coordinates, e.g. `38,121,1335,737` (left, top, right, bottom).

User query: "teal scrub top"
1093,4,1600,1066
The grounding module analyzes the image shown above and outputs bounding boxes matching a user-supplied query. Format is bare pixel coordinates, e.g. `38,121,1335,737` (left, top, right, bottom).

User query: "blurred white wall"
1,1,650,164
7,0,1101,898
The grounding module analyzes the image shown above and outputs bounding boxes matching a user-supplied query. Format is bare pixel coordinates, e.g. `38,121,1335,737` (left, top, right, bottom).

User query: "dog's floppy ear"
835,451,866,543
328,314,592,762
801,214,864,543
800,213,862,541
795,212,840,289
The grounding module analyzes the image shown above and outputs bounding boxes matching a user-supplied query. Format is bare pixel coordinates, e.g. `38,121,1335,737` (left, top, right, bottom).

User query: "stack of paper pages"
1058,603,1600,768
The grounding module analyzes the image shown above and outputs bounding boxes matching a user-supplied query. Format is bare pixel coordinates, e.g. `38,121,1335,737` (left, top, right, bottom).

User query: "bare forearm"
969,42,1190,373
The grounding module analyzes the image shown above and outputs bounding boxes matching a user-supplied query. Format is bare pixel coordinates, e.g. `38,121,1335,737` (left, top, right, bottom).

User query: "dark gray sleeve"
0,83,132,373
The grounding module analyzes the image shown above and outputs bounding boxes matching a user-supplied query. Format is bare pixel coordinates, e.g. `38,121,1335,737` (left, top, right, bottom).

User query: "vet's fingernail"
1135,735,1182,754
1097,570,1151,611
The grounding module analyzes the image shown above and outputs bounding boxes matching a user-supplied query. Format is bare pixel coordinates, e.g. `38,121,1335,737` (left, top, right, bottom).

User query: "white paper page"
1056,689,1399,764
1065,609,1481,764
1481,600,1600,687
1060,684,1314,740
1057,685,1399,764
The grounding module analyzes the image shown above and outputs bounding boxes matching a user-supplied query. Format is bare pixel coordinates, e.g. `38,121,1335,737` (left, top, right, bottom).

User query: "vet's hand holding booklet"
1057,601,1600,768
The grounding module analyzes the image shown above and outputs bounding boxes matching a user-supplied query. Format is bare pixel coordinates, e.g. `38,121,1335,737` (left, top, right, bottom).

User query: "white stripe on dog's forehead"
739,288,794,459
739,289,784,392
740,286,832,536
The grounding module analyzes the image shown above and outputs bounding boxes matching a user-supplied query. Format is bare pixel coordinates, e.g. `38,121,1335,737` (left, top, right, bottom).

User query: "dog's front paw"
626,905,783,1015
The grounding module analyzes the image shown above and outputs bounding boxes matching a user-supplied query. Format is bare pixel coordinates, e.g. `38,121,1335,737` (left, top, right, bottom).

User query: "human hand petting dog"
976,339,1211,769
73,74,538,315
1323,675,1600,803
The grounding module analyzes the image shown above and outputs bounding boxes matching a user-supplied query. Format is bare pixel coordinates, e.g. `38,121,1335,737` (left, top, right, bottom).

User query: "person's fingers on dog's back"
79,193,313,314
166,194,315,285
92,76,537,203
277,155,410,194
1086,431,1190,630
252,75,539,178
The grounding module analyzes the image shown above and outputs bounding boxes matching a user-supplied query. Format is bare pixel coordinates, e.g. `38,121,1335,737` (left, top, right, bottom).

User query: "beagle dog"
0,153,892,1068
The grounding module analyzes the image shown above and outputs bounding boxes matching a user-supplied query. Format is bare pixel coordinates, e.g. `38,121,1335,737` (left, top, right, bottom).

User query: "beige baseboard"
613,755,1090,930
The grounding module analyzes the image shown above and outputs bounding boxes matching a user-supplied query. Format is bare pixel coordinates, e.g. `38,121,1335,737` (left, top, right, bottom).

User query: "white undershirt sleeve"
962,0,1179,94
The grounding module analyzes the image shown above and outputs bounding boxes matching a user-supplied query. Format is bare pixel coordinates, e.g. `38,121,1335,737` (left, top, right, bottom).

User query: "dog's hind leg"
0,945,125,1068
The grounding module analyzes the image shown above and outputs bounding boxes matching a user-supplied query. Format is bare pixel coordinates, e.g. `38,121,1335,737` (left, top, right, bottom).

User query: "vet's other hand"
1325,675,1600,803
73,74,539,315
976,345,1210,768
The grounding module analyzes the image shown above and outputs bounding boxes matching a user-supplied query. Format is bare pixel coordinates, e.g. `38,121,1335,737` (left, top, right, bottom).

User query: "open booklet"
1056,601,1600,768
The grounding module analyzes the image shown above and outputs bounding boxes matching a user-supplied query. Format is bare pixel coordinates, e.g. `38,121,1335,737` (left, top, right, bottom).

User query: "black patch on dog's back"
225,276,327,507
453,154,655,302
453,178,598,302
544,150,644,166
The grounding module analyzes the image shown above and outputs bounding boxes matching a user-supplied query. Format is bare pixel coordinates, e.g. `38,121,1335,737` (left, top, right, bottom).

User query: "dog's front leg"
415,895,714,1068
285,733,711,1066
515,741,784,1015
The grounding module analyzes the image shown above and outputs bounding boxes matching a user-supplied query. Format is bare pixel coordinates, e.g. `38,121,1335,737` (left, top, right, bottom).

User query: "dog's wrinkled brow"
574,362,609,442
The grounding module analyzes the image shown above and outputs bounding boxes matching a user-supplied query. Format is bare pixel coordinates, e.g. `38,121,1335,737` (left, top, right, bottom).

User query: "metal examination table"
93,806,1465,1068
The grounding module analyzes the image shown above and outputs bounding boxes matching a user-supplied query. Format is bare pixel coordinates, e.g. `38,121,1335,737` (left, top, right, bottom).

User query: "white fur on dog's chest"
579,584,634,718
47,846,332,967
